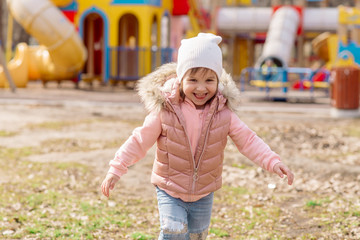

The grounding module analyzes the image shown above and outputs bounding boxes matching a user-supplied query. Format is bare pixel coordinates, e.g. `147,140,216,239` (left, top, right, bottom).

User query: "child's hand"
273,162,294,185
101,173,120,198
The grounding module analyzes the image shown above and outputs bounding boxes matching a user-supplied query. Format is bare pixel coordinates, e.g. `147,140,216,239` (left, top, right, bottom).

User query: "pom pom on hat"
176,33,223,81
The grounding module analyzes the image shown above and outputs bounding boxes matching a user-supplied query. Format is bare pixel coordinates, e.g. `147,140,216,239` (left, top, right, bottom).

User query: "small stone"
2,230,15,235
108,200,116,207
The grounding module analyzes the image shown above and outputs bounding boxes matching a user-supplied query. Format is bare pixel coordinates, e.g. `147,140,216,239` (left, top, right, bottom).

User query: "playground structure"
234,2,360,98
0,0,359,95
0,0,87,88
313,3,360,116
313,4,360,68
0,0,175,88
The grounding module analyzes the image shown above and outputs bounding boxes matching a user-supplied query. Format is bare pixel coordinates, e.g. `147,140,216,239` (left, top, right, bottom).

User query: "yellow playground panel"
312,32,339,69
1,0,87,88
72,0,174,83
226,0,252,6
338,5,360,25
75,0,172,50
0,43,28,88
312,5,360,69
1,0,174,87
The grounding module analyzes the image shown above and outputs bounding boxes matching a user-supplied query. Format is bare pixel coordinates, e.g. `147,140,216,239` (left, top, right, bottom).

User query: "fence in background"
239,67,331,98
108,47,173,82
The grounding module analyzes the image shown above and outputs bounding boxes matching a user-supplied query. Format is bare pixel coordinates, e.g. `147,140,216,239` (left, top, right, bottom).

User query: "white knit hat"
176,33,223,81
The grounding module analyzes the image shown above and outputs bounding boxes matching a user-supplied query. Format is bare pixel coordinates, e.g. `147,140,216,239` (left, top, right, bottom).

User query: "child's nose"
196,83,206,91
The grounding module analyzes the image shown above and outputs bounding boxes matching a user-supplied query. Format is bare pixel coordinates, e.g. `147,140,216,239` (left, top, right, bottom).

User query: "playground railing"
150,47,173,72
239,67,331,97
108,47,173,82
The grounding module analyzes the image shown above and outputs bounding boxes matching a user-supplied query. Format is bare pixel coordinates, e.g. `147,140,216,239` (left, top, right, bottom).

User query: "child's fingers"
101,180,110,197
110,180,115,190
101,183,107,197
109,175,119,190
280,165,294,185
286,170,294,185
274,165,284,178
274,163,294,185
101,174,119,198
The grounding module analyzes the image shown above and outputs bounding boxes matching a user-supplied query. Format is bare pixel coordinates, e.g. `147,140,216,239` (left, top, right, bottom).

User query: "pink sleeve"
228,112,280,172
108,111,161,177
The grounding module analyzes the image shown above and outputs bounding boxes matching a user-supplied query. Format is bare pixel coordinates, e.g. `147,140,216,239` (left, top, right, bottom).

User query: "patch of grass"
39,137,126,153
346,125,360,138
27,226,43,234
0,154,157,239
41,138,95,152
221,185,250,197
231,163,248,169
0,146,39,160
27,121,70,130
53,161,88,171
305,198,331,208
300,234,318,240
26,118,144,131
245,221,256,230
80,202,102,217
120,119,145,127
24,191,60,210
0,130,17,137
1,116,359,240
131,232,155,240
210,228,230,237
344,210,360,217
26,119,95,130
306,200,322,207
352,211,360,217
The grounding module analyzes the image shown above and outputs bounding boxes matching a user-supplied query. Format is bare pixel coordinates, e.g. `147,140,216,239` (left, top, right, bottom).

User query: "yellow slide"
0,0,87,88
311,32,338,69
0,43,28,88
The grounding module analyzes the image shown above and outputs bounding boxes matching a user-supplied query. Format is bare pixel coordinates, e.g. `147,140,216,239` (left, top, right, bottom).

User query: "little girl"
101,33,294,239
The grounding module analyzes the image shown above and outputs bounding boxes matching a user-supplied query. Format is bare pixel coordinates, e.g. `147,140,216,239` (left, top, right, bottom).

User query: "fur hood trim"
136,62,241,114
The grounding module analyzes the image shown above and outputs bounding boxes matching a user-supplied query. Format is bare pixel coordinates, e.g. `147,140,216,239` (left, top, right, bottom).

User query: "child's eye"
189,78,197,82
206,79,215,82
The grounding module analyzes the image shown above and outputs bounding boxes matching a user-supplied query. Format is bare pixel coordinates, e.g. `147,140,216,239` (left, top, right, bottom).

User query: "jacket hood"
136,62,241,114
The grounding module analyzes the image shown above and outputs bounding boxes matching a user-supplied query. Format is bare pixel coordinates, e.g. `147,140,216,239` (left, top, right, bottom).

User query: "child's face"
181,68,218,109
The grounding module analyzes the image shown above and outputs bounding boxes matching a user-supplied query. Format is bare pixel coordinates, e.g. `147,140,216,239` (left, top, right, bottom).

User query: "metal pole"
6,12,13,63
0,45,16,92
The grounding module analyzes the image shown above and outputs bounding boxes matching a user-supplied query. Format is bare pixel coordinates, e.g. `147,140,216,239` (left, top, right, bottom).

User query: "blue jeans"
156,187,214,240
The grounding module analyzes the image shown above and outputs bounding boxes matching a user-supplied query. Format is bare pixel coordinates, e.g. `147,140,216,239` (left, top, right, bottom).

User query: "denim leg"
187,192,213,239
156,187,214,240
157,188,188,240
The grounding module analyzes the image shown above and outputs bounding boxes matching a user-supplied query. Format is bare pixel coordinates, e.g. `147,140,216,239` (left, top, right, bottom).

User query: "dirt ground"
0,81,360,239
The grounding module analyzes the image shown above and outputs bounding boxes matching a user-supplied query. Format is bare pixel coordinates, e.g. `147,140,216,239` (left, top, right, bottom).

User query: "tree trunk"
0,1,30,49
0,0,4,48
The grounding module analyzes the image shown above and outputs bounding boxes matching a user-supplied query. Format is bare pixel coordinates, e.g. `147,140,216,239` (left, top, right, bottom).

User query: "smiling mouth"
194,93,207,99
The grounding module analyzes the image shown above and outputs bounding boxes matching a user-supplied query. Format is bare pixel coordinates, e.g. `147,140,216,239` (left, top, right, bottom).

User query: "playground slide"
0,43,28,88
217,7,338,32
217,7,338,67
312,32,339,69
1,0,87,87
255,7,300,68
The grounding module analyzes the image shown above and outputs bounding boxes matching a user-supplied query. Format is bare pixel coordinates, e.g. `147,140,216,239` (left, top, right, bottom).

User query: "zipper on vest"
191,102,218,194
191,107,217,194
192,168,199,193
166,100,198,195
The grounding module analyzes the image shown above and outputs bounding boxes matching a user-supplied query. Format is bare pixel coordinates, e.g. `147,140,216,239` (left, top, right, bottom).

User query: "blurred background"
1,1,360,239
0,0,359,85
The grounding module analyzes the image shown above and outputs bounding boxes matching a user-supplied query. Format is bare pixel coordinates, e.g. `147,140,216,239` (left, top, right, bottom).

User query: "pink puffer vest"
150,93,232,197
